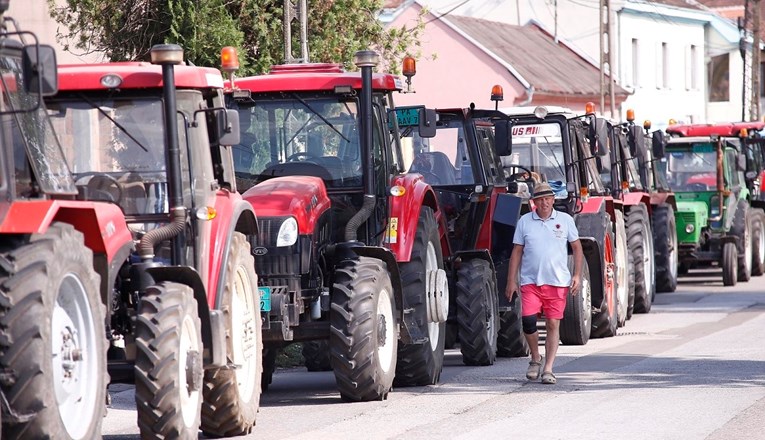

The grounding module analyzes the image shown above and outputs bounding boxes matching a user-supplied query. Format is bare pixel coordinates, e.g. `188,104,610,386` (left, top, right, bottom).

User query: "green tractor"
663,135,752,286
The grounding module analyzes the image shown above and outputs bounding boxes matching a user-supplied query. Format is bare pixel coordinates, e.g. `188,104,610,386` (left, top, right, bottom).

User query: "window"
662,42,669,89
690,45,698,90
631,38,639,87
708,54,730,102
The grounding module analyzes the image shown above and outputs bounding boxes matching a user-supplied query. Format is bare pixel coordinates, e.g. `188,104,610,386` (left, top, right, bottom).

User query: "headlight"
276,217,298,247
685,224,695,233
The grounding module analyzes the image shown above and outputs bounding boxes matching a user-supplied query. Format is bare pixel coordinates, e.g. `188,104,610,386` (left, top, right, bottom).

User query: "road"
102,268,765,440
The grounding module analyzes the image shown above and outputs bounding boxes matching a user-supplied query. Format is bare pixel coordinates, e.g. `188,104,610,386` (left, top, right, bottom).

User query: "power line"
424,0,474,24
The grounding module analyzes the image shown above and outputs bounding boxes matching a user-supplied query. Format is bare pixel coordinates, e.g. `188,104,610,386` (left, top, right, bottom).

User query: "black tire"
496,293,529,357
628,205,654,314
614,210,629,328
591,228,618,339
559,256,592,345
202,232,262,437
0,224,106,440
135,282,203,439
444,321,458,350
394,207,446,387
261,347,278,392
329,257,397,402
653,203,678,293
625,220,636,321
752,209,765,276
678,262,690,276
302,340,332,371
455,259,498,366
722,242,738,286
731,201,752,282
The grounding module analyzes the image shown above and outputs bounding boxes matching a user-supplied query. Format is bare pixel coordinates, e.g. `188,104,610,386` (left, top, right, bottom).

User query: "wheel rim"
616,218,629,320
745,226,752,273
376,287,396,374
179,313,201,427
484,280,495,341
52,273,99,439
581,269,592,329
231,265,258,402
425,240,440,351
642,223,654,292
668,221,678,280
758,223,765,265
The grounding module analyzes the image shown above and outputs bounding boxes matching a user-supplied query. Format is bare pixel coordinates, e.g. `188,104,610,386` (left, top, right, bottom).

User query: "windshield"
400,116,476,186
507,122,567,194
46,97,169,214
232,97,362,191
665,147,717,191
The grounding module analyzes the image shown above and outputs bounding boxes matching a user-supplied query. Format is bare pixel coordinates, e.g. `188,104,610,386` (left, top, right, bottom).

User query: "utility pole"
752,0,761,120
283,0,309,63
742,0,761,121
599,0,615,117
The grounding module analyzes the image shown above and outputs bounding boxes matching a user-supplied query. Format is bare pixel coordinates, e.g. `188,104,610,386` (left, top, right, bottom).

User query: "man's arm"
505,244,524,300
570,239,584,295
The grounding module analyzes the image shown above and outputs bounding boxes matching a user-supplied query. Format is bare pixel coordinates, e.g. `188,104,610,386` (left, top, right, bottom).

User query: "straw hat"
531,182,555,199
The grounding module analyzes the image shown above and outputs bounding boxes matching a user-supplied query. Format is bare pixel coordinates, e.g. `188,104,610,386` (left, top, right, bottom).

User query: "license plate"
259,287,271,312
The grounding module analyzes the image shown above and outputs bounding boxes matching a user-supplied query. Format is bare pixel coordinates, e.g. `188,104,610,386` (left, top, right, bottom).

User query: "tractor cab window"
47,97,172,215
665,145,717,191
401,117,474,186
506,121,568,197
233,96,362,191
725,148,743,188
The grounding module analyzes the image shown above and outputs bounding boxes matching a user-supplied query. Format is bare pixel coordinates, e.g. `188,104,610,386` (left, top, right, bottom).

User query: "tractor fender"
650,192,677,211
386,173,444,262
574,211,610,310
146,265,225,368
209,192,257,309
622,192,651,211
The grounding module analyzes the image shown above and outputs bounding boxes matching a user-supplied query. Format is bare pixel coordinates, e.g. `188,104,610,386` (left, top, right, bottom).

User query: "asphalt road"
102,268,765,440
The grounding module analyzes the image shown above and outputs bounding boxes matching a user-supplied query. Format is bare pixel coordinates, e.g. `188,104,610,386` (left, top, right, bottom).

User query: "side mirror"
495,120,511,156
737,153,747,172
745,170,758,179
216,109,241,146
566,181,577,194
628,125,644,157
23,44,58,96
651,130,666,158
589,118,609,156
418,108,437,138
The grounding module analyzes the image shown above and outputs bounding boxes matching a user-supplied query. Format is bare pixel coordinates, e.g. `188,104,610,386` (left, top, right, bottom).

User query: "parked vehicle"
662,128,752,286
224,49,449,401
0,6,109,439
496,104,627,343
45,45,262,438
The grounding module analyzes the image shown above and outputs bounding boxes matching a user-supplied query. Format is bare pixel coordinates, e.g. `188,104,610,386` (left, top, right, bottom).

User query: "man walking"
506,182,583,384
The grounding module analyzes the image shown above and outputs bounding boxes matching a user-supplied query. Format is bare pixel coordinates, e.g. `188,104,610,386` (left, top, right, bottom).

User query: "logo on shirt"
556,224,560,229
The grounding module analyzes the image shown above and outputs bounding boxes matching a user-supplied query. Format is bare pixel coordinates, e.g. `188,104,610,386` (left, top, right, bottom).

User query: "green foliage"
47,0,426,75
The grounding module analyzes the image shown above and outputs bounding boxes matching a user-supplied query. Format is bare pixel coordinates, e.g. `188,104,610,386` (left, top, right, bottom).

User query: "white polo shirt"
513,208,579,287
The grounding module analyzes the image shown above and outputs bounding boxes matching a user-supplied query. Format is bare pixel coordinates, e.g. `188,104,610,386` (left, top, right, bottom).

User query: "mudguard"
240,176,331,234
386,173,444,262
650,192,676,210
622,191,651,210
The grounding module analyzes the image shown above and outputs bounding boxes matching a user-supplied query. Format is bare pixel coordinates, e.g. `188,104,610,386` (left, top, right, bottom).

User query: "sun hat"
531,182,555,199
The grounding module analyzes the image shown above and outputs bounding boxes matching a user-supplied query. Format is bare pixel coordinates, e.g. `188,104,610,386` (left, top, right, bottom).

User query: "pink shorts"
520,284,569,320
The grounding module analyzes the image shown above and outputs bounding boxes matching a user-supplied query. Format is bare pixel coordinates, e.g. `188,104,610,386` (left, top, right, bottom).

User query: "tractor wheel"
394,207,446,387
201,232,262,437
722,242,738,286
135,282,203,439
614,210,630,327
559,256,592,345
653,203,678,293
455,259,498,366
329,257,397,402
678,262,690,276
628,204,655,314
751,209,765,276
496,292,529,357
302,340,332,371
261,347,278,392
0,224,106,440
591,228,618,339
731,201,752,282
444,321,458,350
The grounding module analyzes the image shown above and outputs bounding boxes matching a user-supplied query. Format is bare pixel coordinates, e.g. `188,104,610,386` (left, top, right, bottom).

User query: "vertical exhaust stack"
344,50,380,242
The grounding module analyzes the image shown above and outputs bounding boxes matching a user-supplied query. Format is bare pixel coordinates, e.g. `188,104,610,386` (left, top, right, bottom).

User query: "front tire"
751,209,765,276
302,341,332,371
628,204,655,314
653,203,678,293
614,210,629,327
559,256,592,345
0,224,106,440
731,201,752,282
455,259,498,366
202,232,262,437
496,292,529,357
591,228,618,339
329,257,397,402
395,207,446,386
722,242,738,286
135,283,203,439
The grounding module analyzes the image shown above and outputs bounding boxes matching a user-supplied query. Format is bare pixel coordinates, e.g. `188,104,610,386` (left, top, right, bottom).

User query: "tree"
47,0,426,75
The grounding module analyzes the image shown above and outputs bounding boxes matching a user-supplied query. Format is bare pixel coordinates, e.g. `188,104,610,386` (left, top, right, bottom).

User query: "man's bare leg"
543,318,561,372
524,328,541,363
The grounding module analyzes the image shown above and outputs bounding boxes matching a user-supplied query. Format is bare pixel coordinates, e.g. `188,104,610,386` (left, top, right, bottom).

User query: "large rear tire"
559,256,592,345
731,201,752,282
496,293,529,357
653,203,678,293
202,232,262,437
0,224,106,440
329,257,397,402
722,242,738,287
752,208,765,276
614,210,629,327
394,207,446,387
135,282,203,439
302,341,332,371
455,259,498,366
628,204,655,314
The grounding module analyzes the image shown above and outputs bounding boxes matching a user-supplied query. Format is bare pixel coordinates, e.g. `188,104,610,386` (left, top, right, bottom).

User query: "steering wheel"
286,152,319,162
505,165,536,183
75,173,123,204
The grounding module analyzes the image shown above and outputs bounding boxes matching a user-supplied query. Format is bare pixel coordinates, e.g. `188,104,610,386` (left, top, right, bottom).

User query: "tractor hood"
676,200,710,244
241,176,331,235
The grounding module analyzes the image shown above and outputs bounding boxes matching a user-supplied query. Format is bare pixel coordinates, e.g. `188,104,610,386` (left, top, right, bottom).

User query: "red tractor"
224,50,450,401
44,45,263,438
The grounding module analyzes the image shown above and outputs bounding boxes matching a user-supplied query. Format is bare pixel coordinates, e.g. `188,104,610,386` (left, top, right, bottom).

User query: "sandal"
541,371,557,384
526,356,543,380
